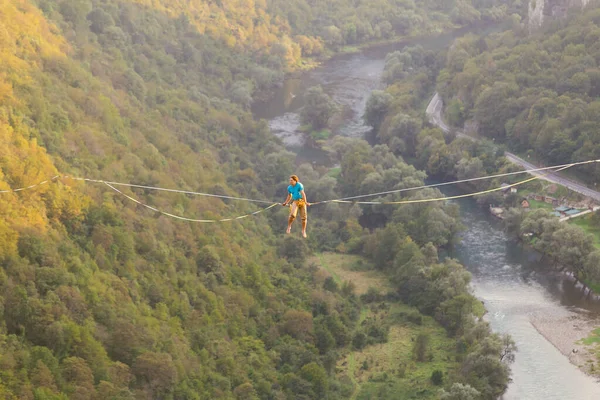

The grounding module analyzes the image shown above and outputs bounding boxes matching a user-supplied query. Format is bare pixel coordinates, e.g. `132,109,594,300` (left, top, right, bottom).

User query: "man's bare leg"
287,216,294,234
301,220,307,238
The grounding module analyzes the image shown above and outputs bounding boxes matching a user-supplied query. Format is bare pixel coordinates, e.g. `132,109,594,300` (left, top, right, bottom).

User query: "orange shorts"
289,200,307,222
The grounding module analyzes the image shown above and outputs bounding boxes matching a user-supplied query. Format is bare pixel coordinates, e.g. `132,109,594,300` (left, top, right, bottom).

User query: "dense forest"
0,0,522,398
266,0,524,54
302,140,516,399
437,4,600,182
364,7,600,301
423,4,600,292
358,8,600,368
364,43,508,188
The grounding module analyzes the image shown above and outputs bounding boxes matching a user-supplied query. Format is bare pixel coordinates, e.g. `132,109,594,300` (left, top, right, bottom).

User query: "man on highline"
282,175,310,238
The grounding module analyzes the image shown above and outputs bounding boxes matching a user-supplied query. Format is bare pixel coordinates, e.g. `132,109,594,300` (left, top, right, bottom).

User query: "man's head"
289,175,299,186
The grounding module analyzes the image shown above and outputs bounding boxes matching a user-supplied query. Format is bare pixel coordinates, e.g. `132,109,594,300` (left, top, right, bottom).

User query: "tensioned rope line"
0,159,599,222
323,159,600,203
103,182,279,223
0,175,61,193
325,163,577,205
65,177,274,204
3,159,598,202
87,162,585,222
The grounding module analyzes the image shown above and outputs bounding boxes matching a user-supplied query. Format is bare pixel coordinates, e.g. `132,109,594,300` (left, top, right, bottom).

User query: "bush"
413,333,429,362
431,369,443,385
360,287,383,303
406,310,423,325
278,236,310,267
323,276,338,292
311,129,331,140
395,309,423,325
352,332,367,350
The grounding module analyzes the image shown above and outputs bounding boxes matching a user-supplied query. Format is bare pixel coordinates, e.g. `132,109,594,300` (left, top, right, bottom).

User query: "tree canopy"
438,5,600,182
0,0,521,398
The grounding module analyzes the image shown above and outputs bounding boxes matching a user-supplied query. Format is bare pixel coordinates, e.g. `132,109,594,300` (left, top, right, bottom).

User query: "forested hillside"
362,9,600,379
364,43,509,192
0,0,520,398
266,0,524,53
437,5,600,182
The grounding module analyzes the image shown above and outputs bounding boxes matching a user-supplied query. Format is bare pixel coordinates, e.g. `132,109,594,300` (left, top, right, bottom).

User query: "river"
252,27,600,400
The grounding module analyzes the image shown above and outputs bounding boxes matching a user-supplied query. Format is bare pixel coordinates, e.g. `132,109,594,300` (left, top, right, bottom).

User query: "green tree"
551,225,595,274
323,276,338,292
61,357,96,399
446,99,465,127
323,26,343,49
381,113,422,155
31,360,58,392
281,310,314,341
352,332,367,350
278,236,309,267
59,0,92,30
440,383,481,400
431,369,444,385
584,251,600,284
300,86,336,130
314,325,335,354
233,382,259,400
474,83,519,140
299,362,328,396
132,352,178,397
413,333,429,362
364,90,393,134
87,8,114,34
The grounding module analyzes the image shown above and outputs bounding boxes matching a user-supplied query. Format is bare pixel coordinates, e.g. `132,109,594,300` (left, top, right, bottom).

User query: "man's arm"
282,193,292,206
300,190,310,206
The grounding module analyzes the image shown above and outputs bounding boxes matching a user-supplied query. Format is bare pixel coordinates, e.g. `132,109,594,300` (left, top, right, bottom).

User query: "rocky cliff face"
528,0,545,33
528,0,592,32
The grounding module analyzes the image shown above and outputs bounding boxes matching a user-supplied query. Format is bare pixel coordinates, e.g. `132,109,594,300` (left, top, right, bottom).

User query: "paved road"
426,93,600,202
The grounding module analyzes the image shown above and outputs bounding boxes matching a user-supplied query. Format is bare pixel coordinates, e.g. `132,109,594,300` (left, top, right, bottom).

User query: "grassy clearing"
327,167,342,179
581,328,600,345
311,129,331,140
313,253,388,295
527,199,554,210
349,303,457,400
580,328,600,375
569,216,600,249
312,252,458,400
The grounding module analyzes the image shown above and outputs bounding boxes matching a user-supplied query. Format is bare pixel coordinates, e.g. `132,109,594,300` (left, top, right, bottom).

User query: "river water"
252,28,600,400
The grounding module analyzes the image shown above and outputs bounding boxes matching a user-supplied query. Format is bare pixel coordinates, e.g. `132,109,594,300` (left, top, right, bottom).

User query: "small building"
553,206,583,217
500,183,510,194
521,199,530,208
534,194,544,201
544,196,557,205
510,187,517,194
565,209,582,216
552,211,562,218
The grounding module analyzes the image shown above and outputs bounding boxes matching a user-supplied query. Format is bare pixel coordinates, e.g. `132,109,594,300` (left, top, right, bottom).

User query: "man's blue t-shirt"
288,182,304,200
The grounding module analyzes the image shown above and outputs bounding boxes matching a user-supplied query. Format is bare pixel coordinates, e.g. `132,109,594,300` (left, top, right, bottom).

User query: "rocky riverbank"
530,311,600,379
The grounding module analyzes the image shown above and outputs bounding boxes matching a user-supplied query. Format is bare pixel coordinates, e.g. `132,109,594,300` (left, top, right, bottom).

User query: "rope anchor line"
104,182,279,223
0,159,597,223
